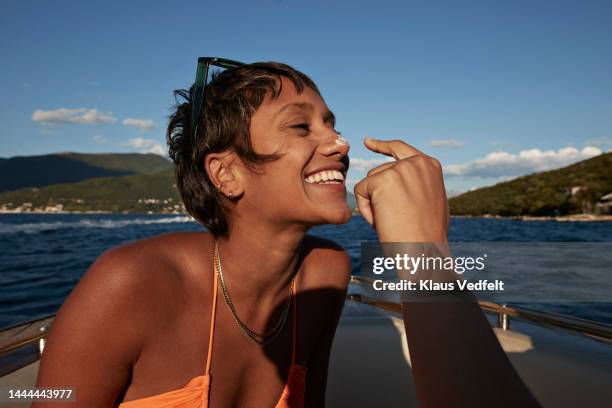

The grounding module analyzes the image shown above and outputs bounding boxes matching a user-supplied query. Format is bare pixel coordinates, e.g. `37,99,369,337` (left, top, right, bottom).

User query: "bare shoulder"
35,231,212,404
45,230,209,352
77,231,200,299
301,235,352,291
75,230,212,318
51,234,178,340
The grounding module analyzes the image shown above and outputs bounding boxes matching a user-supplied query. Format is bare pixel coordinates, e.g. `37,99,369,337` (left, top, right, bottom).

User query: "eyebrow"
274,102,336,125
274,102,314,118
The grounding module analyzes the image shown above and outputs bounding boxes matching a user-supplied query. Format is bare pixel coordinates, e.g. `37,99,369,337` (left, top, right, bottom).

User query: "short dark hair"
167,61,320,236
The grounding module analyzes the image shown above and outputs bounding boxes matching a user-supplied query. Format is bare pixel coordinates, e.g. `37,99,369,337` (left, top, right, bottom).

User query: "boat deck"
1,300,612,407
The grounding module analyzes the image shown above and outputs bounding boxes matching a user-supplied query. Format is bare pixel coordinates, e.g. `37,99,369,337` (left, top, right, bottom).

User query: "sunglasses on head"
191,57,245,145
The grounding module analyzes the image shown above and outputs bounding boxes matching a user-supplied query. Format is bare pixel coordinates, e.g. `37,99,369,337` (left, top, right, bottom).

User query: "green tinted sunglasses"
191,57,245,145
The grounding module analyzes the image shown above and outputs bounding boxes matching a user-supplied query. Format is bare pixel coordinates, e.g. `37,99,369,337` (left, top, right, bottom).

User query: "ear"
204,151,244,199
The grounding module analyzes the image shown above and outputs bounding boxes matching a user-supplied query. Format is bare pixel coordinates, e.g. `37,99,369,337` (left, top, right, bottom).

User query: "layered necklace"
213,240,295,345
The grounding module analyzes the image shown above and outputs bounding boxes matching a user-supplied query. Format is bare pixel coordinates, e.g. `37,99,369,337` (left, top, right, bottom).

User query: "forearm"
353,138,540,406
402,298,541,407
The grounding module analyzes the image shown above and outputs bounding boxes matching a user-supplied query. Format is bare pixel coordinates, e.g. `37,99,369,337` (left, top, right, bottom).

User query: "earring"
227,192,233,199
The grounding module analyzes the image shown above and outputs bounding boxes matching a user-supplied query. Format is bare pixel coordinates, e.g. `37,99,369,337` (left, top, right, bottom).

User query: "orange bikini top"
118,271,307,408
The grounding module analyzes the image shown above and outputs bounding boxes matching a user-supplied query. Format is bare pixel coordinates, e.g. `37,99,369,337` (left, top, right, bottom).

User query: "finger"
366,161,395,177
364,137,424,160
353,179,374,226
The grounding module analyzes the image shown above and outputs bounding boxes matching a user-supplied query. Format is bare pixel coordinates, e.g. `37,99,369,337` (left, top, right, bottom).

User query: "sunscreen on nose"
335,137,349,146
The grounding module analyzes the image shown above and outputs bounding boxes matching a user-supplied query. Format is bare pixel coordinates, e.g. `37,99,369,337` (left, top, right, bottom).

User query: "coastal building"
596,192,612,215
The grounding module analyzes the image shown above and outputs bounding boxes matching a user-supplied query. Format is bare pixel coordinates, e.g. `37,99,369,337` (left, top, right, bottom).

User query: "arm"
33,247,149,407
304,242,351,408
354,138,540,407
403,299,539,407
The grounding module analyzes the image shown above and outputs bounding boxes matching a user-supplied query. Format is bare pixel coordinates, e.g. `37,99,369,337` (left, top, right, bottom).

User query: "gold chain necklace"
213,240,294,345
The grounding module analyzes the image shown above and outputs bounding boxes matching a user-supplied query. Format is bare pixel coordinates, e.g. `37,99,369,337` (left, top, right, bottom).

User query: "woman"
34,61,355,407
34,60,538,408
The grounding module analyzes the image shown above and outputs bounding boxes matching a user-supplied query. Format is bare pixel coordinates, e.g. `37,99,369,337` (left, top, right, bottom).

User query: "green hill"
0,165,358,214
0,152,172,192
0,169,179,213
6,148,606,217
449,153,612,216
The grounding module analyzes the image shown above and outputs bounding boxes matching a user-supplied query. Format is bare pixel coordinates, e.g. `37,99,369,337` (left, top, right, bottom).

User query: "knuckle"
411,155,442,171
395,160,413,172
385,166,405,181
411,154,428,164
430,157,442,169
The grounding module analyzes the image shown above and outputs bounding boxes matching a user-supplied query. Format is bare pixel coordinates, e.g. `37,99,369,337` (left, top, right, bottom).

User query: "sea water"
0,214,610,328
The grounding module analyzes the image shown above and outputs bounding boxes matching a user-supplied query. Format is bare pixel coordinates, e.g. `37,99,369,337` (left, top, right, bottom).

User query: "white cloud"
32,108,117,125
445,146,602,179
122,137,166,156
428,139,463,148
349,157,394,172
123,118,155,132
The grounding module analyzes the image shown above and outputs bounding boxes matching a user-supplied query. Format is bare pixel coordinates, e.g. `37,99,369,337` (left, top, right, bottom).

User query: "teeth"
304,170,345,184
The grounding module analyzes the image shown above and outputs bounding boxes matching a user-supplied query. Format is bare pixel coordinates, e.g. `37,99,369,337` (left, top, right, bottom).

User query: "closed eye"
291,123,310,132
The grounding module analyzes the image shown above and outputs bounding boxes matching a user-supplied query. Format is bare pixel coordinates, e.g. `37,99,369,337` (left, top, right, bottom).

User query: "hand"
353,138,450,242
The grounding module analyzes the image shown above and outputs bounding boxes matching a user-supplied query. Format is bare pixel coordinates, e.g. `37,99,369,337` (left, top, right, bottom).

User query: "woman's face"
238,76,352,228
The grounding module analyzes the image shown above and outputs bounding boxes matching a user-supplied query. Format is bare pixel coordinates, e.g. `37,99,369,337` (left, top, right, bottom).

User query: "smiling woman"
167,61,350,236
31,59,540,408
33,60,354,407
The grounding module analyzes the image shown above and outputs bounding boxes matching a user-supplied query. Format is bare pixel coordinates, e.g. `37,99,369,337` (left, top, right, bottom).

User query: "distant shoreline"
2,210,611,222
451,214,612,222
0,210,111,214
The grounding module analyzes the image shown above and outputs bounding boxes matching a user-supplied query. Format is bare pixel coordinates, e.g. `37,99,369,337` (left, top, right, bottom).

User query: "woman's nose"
320,133,350,158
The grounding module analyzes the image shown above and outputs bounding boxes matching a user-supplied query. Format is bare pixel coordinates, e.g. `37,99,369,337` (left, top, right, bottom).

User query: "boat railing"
1,276,611,362
0,314,54,359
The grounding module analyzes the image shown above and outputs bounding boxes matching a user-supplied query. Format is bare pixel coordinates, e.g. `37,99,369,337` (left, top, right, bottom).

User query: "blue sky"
1,0,610,193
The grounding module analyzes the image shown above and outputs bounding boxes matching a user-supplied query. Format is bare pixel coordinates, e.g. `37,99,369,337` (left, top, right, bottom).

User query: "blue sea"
0,214,611,328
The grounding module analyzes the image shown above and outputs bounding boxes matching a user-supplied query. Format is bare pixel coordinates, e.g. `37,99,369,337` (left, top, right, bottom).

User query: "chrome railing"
0,314,54,359
1,276,611,362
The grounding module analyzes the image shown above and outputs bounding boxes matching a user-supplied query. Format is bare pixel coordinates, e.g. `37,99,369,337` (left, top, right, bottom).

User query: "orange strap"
204,269,218,375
